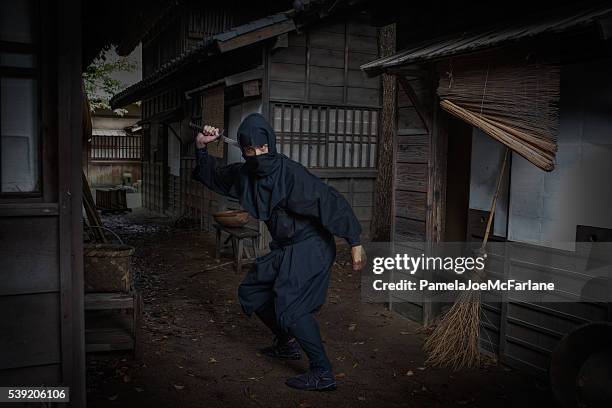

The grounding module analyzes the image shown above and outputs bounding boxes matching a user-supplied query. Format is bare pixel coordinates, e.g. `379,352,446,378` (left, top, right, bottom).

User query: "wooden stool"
212,223,260,273
84,291,143,358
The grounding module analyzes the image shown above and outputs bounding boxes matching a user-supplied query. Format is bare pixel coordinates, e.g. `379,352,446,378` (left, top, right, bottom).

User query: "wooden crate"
96,188,128,212
85,292,143,356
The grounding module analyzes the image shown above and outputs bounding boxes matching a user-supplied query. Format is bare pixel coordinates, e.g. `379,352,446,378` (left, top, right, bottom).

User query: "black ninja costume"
192,113,361,382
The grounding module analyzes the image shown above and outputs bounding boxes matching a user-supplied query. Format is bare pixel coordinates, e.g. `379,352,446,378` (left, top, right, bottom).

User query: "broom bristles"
423,290,482,370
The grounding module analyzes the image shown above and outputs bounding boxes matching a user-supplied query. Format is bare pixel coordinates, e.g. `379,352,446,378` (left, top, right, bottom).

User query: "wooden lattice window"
90,132,142,161
272,103,378,168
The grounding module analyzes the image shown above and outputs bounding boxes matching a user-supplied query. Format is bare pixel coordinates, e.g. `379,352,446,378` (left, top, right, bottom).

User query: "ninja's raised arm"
286,171,362,246
192,146,240,199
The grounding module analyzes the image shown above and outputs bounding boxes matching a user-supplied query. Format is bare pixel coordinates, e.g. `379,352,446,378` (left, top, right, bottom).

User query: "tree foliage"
83,52,137,115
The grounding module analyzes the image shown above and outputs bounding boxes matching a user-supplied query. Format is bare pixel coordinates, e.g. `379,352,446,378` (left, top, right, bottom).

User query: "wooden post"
58,0,86,404
371,23,396,242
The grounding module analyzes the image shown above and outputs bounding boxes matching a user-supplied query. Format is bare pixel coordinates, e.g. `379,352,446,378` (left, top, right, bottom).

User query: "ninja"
192,113,365,391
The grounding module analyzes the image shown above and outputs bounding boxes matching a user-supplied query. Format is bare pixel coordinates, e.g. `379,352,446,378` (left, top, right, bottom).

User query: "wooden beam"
216,20,296,53
397,75,431,132
422,83,447,326
370,23,396,242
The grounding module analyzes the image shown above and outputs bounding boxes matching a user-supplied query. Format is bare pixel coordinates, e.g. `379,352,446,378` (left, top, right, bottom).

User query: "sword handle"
188,122,225,137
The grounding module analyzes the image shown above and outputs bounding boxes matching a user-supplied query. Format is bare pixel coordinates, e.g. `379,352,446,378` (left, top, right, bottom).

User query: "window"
90,131,142,161
272,103,378,168
0,0,40,194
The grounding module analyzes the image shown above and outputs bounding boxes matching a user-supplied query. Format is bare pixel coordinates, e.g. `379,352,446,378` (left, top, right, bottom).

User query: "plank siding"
396,144,429,163
309,66,345,87
0,293,62,369
0,217,59,296
269,80,306,101
269,17,380,107
269,62,305,83
395,163,428,192
397,107,428,135
270,46,306,65
394,191,427,221
310,48,345,68
391,73,435,324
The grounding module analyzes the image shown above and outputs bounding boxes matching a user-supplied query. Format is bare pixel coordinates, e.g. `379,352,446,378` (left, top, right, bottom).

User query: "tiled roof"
111,11,294,108
361,5,612,76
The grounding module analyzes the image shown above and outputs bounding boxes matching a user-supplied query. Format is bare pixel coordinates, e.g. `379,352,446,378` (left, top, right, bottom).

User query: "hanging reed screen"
437,55,560,171
271,103,378,169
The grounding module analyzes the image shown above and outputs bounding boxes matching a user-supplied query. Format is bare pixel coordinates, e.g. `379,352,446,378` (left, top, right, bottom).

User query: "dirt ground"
86,210,552,408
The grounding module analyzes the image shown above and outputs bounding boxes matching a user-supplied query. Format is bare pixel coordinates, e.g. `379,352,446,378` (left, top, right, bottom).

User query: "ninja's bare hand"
196,125,220,148
351,245,366,271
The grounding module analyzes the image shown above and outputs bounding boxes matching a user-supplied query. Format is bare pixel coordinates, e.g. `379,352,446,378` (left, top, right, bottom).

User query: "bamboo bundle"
437,56,560,171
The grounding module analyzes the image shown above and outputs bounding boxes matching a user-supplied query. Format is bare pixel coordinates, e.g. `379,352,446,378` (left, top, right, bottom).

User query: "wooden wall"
264,15,381,237
389,73,440,324
88,161,142,187
268,17,380,107
0,0,86,404
142,162,166,213
312,171,376,239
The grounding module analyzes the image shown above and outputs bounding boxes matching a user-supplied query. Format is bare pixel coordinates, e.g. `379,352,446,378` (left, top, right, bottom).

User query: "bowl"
213,209,249,227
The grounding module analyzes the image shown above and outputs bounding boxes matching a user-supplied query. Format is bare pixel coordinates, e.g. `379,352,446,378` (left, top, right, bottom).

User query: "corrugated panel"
361,5,612,75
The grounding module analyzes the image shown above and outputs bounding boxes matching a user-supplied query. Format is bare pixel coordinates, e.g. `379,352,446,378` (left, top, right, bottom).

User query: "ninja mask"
238,113,281,177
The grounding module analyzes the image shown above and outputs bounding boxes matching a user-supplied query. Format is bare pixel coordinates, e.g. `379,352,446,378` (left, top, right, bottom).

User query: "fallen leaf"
336,372,346,378
208,357,218,363
348,323,357,331
173,384,185,390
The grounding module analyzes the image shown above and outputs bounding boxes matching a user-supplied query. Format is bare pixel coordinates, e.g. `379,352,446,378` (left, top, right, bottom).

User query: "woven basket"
213,210,249,227
84,244,135,293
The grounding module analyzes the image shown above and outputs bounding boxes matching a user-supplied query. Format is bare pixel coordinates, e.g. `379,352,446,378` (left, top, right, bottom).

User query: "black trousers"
256,301,332,371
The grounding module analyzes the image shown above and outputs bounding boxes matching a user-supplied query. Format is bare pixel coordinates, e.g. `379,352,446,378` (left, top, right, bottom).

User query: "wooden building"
361,3,612,379
110,1,382,240
0,1,168,405
87,105,143,188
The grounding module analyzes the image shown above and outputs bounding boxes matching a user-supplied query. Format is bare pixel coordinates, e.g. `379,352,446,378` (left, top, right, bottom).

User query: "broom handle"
481,147,509,251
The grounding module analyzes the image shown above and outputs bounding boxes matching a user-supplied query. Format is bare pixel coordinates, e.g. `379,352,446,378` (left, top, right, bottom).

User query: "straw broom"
423,148,509,370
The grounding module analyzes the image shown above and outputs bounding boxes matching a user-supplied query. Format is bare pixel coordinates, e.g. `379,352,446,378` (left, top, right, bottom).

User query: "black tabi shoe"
259,337,301,360
285,368,337,391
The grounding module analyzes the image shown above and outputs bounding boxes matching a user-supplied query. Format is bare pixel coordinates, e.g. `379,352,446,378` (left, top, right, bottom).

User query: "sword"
188,122,239,147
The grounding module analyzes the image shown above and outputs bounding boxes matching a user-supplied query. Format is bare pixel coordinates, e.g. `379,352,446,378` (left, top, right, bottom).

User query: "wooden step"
85,292,134,310
85,328,134,352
